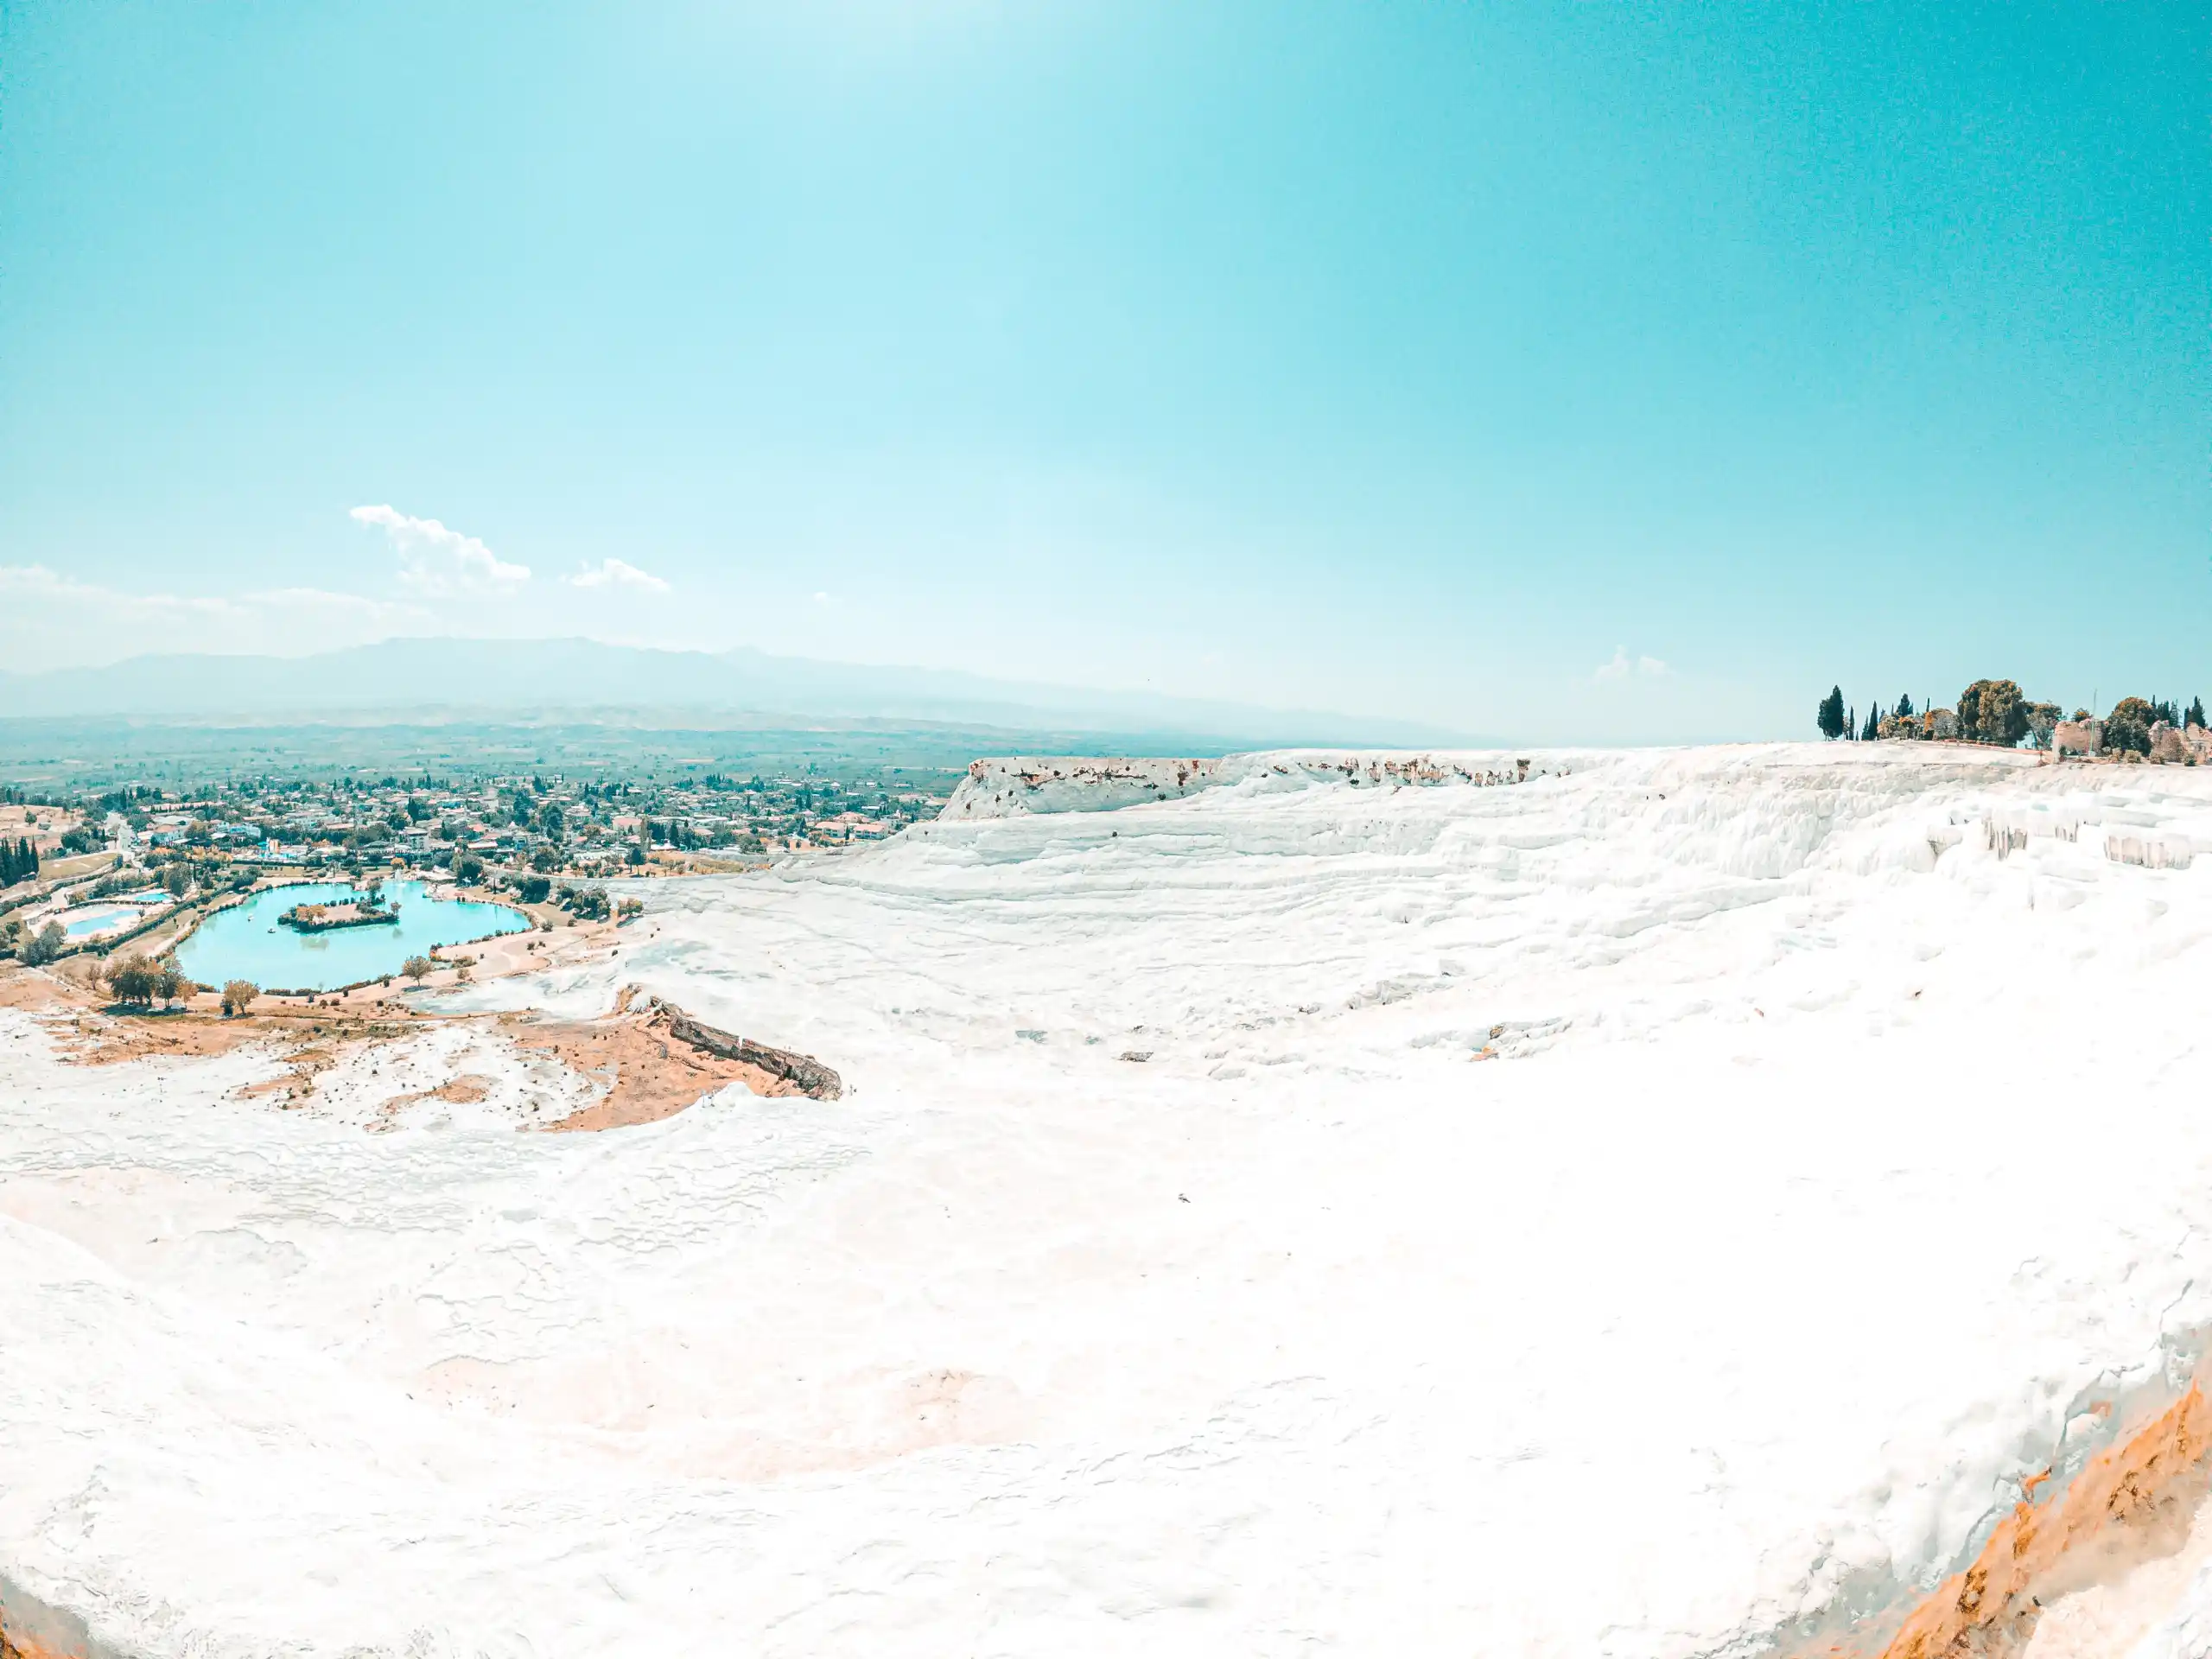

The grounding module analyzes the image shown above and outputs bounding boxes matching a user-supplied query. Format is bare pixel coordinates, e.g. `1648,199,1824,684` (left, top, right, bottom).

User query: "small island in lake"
280,887,400,932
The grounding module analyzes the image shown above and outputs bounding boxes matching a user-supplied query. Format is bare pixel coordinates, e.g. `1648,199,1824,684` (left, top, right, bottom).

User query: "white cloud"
1595,646,1670,682
0,564,432,671
0,563,248,621
565,557,671,594
350,504,530,595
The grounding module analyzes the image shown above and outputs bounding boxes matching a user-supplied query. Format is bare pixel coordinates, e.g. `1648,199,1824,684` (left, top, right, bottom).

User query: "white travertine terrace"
10,743,2212,1655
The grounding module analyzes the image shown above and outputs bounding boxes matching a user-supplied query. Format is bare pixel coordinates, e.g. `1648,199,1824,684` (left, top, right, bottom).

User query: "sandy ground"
0,909,771,1134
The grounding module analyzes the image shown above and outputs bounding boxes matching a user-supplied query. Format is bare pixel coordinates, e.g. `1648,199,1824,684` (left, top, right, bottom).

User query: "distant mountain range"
0,638,1471,747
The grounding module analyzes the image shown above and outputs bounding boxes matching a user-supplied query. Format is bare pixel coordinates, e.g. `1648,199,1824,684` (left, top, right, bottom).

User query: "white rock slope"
8,744,2212,1656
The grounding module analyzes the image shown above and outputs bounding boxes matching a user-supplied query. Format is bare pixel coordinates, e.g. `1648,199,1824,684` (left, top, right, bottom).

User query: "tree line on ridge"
1816,683,2206,755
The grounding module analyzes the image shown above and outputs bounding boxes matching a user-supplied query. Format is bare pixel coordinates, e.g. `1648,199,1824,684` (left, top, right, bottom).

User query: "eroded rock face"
1,1573,111,1659
1802,1379,2212,1659
938,751,1555,819
653,1001,844,1100
2054,719,2103,757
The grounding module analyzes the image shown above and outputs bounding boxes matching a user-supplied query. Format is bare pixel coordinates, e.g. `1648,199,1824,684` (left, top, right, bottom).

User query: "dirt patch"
460,919,620,986
368,1071,497,1127
508,1007,798,1132
50,1008,283,1067
8,963,836,1137
0,969,83,1014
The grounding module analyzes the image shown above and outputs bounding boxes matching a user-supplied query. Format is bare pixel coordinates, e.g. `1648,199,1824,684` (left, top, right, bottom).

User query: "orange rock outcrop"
1800,1376,2212,1659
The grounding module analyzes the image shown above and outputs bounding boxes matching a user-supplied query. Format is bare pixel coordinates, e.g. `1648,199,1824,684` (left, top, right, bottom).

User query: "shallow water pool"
175,879,529,992
60,904,153,938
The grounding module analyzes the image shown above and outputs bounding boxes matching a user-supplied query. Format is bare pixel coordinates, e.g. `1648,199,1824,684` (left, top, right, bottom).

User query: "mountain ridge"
0,637,1477,747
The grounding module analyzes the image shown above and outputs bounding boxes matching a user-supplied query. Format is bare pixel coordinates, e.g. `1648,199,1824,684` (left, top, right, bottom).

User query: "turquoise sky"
1,3,2203,740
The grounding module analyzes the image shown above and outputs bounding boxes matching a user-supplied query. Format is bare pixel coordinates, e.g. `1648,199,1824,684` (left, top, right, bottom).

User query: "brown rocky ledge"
508,995,844,1132
1788,1370,2212,1659
0,1574,109,1659
2,963,844,1134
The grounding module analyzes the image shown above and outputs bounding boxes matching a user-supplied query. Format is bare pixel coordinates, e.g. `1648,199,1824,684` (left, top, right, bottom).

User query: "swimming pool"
175,880,530,992
59,904,154,939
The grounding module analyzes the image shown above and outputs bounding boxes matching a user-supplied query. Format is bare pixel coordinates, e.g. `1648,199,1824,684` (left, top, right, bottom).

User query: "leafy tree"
626,842,646,868
517,874,552,904
565,885,610,922
2107,697,2155,756
161,862,189,897
1957,680,2029,747
2024,702,2063,750
105,953,157,1005
153,962,191,1008
1816,686,1847,741
402,956,434,983
537,800,567,842
21,920,66,967
221,979,259,1016
453,855,485,884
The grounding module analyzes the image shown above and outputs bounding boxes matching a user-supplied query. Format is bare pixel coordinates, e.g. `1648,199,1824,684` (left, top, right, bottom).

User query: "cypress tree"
1817,686,1847,741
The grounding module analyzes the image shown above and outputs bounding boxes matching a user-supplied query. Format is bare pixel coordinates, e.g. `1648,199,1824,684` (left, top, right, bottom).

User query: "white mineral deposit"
10,746,2212,1656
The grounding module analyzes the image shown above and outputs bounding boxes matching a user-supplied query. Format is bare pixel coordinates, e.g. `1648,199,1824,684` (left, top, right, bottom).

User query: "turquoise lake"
175,880,530,992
